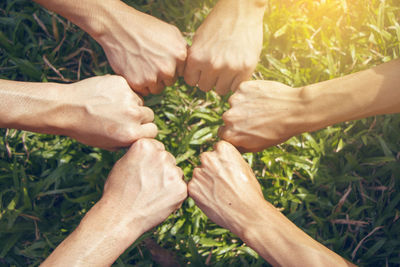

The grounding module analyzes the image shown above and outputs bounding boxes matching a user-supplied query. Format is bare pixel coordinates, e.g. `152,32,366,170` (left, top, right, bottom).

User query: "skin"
34,0,187,96
41,138,187,267
0,75,157,150
220,59,400,152
188,141,356,267
184,0,267,95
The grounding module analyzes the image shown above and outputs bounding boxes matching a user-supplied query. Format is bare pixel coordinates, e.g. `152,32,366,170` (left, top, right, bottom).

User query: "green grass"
1,0,400,266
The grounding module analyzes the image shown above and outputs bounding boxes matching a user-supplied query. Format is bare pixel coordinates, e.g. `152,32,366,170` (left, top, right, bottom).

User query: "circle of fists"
80,0,278,244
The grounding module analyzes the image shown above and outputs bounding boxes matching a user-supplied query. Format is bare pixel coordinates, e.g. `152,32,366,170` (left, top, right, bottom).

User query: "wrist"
93,1,142,45
240,201,280,243
301,72,377,132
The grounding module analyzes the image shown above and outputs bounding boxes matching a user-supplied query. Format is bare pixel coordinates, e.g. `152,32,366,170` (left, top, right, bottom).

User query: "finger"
139,106,155,123
161,150,177,165
231,72,250,92
177,44,188,77
197,71,218,92
177,58,185,77
134,86,150,97
199,151,213,167
130,91,144,106
159,71,177,88
218,125,236,142
227,92,243,108
125,78,149,97
192,167,208,182
217,125,226,139
215,72,237,95
152,79,165,95
147,81,160,95
134,123,158,140
184,60,201,87
214,140,237,155
147,138,165,151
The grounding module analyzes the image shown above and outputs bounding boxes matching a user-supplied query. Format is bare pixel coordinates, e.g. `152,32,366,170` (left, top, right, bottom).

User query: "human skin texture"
0,75,157,150
188,141,356,267
184,0,267,95
41,139,187,267
219,59,400,152
34,0,187,96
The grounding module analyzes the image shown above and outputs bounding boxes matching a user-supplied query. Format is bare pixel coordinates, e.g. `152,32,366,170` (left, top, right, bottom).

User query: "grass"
0,0,400,266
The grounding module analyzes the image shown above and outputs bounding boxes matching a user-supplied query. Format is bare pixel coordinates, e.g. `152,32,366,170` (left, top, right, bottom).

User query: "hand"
102,138,187,234
188,141,267,238
62,75,157,150
188,141,355,267
184,0,265,95
219,81,309,152
41,139,187,266
97,2,187,96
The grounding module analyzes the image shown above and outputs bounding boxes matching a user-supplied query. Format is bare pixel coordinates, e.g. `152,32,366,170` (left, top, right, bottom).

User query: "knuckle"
187,51,203,65
222,109,235,122
215,140,231,152
161,68,176,80
187,180,197,196
128,108,142,121
242,59,256,71
114,75,128,84
228,94,239,106
134,138,156,151
199,151,212,165
177,180,187,195
161,151,175,164
146,123,159,138
192,167,202,179
143,75,157,87
141,106,155,120
176,46,187,61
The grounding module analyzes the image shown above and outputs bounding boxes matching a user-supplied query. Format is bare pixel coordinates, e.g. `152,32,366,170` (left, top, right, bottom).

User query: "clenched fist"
102,138,187,234
41,139,187,266
62,75,158,150
219,81,309,152
184,0,266,95
188,141,355,267
97,2,187,96
188,141,267,237
34,0,187,96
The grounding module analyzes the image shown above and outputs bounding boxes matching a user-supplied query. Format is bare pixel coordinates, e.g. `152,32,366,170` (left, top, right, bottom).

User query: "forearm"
214,0,267,19
304,59,400,131
41,199,143,267
33,0,130,40
0,79,67,134
242,202,355,266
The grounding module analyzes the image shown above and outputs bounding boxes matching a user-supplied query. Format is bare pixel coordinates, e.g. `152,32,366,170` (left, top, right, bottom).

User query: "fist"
219,81,308,152
64,75,157,150
183,0,264,95
188,141,265,237
98,7,187,96
102,139,187,234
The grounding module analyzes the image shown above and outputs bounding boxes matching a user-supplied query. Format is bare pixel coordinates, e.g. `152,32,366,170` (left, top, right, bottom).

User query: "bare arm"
304,58,400,129
33,0,187,95
0,76,157,150
41,139,187,266
184,0,267,95
220,59,400,151
188,141,355,266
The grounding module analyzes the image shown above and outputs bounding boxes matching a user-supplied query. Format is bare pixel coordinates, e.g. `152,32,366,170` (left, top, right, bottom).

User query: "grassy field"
1,0,400,266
